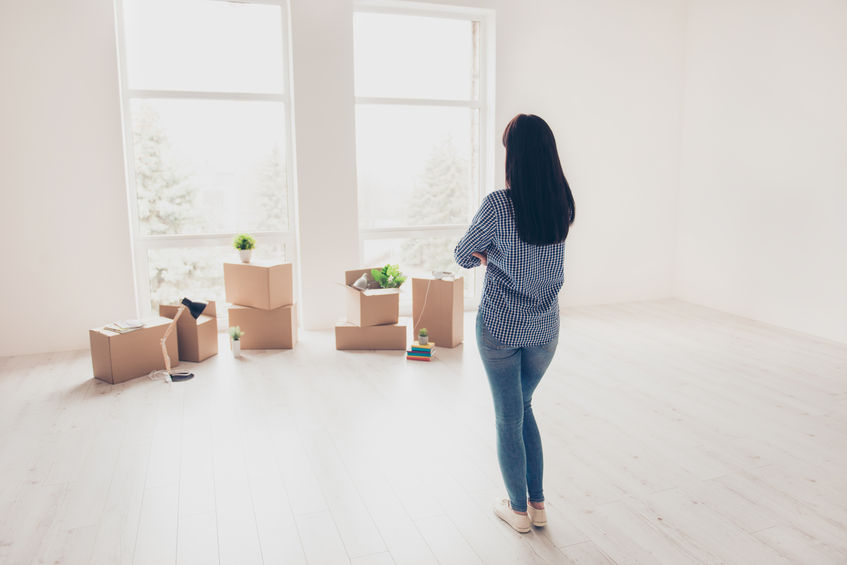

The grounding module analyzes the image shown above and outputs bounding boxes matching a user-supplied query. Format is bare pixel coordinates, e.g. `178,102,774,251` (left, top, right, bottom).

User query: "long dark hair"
503,114,575,245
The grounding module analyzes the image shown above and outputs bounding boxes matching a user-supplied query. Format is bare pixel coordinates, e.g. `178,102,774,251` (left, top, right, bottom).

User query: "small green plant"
418,328,428,337
233,234,256,251
371,264,406,289
229,326,245,341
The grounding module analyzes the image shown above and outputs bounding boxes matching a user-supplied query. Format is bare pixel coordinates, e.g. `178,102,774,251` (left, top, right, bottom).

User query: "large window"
353,3,494,308
116,0,296,317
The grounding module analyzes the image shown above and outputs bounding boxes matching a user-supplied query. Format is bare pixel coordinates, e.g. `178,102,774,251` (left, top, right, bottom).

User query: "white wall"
489,0,687,307
676,0,847,343
289,0,361,330
0,0,688,355
0,0,137,357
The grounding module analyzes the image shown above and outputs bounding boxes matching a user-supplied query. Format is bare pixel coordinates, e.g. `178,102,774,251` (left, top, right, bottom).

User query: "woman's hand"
472,252,488,266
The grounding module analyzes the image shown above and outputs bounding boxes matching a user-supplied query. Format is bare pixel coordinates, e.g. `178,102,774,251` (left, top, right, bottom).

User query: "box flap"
159,304,179,319
196,314,216,326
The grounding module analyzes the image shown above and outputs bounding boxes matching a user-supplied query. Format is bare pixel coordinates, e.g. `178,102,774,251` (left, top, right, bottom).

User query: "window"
353,3,494,308
116,0,296,317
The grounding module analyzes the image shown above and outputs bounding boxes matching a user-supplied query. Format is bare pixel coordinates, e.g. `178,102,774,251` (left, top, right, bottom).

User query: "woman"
454,114,575,533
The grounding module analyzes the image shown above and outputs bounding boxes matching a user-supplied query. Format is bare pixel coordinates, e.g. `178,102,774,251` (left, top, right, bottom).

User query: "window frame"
353,0,496,309
114,0,299,321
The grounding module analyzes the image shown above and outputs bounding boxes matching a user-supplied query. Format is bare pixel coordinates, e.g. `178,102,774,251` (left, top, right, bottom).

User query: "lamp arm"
161,304,186,374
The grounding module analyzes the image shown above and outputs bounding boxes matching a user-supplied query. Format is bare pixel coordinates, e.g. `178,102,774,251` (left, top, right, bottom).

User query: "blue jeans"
476,314,558,513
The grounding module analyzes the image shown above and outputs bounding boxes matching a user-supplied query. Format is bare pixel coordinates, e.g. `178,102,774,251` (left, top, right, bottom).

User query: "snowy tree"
256,144,288,231
132,103,213,308
132,102,198,235
401,135,469,272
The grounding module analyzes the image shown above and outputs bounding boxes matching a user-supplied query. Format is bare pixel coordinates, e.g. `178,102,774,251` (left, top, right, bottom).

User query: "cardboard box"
344,268,400,327
412,276,464,348
89,317,179,384
228,304,297,349
335,321,408,350
159,300,218,362
224,261,293,310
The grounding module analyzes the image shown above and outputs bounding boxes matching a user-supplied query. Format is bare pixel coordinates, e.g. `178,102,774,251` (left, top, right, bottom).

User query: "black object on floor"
169,370,194,382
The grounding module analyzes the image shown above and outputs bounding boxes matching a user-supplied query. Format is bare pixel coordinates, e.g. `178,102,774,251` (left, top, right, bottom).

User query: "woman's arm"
454,195,496,268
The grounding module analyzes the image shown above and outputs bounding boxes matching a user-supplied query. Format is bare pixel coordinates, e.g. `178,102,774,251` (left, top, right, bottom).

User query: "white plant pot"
231,339,241,357
418,335,429,345
239,249,253,263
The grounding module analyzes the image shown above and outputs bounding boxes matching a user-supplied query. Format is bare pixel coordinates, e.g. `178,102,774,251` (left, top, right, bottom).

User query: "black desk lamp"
160,298,207,382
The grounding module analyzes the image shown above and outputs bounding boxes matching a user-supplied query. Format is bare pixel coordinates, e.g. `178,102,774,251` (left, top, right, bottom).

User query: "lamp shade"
181,298,207,320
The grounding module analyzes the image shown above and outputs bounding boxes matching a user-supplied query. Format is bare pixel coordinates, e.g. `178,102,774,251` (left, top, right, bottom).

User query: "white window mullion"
355,96,479,108
114,0,146,317
129,89,288,103
360,226,467,240
354,1,488,21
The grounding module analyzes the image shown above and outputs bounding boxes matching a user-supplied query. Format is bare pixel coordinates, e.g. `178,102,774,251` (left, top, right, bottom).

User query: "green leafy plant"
229,326,245,341
371,264,406,289
418,328,429,337
233,234,256,251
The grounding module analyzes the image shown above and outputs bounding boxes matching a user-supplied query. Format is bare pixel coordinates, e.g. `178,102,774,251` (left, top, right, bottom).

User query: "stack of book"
406,341,435,362
102,320,144,334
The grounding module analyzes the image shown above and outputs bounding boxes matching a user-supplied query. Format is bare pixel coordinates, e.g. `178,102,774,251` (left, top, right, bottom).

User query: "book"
102,325,140,334
102,319,145,334
406,350,432,358
412,341,435,350
406,355,432,362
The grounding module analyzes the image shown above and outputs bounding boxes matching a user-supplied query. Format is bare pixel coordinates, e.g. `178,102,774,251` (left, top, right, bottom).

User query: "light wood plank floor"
1,299,846,565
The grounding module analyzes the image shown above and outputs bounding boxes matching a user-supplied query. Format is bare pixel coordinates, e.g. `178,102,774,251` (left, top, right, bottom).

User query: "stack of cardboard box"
412,276,464,348
224,261,297,349
335,267,408,350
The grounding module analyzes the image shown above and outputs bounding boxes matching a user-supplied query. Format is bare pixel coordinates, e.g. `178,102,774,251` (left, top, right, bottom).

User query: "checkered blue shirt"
455,190,565,347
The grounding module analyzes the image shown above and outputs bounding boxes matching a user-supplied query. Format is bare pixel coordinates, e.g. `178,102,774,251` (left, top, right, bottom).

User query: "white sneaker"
493,498,531,533
527,503,547,527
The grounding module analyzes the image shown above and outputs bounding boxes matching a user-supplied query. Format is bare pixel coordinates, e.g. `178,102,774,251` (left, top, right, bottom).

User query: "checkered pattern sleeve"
454,193,496,269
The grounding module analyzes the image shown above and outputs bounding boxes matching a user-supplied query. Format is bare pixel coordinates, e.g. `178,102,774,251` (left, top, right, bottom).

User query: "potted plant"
229,326,245,357
370,264,407,288
233,233,256,263
418,327,429,345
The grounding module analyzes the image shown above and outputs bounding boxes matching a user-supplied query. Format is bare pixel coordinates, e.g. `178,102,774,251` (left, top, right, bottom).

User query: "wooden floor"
1,300,846,565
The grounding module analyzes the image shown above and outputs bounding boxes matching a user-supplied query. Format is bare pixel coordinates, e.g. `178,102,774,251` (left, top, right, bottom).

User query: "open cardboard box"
159,300,218,363
335,321,407,350
224,261,293,310
412,276,464,348
344,267,400,327
228,303,297,349
89,317,178,384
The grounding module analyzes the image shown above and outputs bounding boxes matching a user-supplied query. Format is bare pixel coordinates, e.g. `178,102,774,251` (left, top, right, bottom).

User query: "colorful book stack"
407,341,435,362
